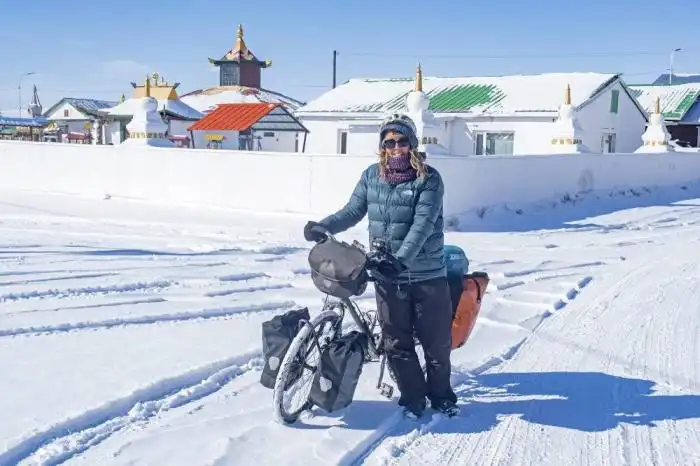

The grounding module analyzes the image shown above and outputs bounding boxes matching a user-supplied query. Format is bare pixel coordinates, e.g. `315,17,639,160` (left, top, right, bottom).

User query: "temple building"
103,73,203,146
180,24,304,115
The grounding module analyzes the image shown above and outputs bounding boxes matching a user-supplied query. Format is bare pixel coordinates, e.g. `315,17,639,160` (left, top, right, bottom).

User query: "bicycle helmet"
379,113,418,149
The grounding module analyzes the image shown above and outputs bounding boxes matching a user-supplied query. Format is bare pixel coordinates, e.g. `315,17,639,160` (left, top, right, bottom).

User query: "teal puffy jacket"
319,163,446,284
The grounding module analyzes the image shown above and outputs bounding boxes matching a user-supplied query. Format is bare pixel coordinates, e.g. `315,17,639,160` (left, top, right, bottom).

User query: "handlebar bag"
308,237,369,299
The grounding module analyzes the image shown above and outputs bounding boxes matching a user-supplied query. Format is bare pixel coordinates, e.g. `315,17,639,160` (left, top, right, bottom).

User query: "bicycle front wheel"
272,308,341,424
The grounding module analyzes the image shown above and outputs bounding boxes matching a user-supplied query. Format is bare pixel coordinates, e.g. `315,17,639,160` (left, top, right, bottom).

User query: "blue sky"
0,0,698,117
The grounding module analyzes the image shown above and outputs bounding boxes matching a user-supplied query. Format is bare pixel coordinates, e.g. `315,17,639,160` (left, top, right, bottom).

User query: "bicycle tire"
272,309,341,425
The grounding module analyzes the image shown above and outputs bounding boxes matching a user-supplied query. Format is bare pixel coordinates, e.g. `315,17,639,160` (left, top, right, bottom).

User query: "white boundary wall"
1,141,700,218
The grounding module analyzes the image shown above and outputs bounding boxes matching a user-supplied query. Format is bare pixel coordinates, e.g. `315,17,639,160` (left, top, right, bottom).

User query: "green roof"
298,72,622,115
351,84,506,113
427,84,506,112
628,84,700,120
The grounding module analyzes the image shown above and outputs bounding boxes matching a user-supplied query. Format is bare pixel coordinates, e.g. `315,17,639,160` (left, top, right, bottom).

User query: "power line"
338,48,700,60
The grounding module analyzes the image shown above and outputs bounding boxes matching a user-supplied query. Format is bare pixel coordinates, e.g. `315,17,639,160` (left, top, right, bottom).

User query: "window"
220,64,240,86
601,133,616,153
338,130,348,154
63,109,69,117
610,90,620,114
474,132,514,155
263,131,275,137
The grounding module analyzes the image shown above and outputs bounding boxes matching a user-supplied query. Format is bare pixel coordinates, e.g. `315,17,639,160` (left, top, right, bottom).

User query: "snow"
181,86,304,114
1,176,700,465
628,83,700,119
105,96,203,121
3,141,700,223
297,72,619,116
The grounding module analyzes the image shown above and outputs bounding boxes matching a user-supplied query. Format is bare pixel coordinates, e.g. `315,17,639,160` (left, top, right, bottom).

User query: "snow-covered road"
1,187,699,466
363,242,700,466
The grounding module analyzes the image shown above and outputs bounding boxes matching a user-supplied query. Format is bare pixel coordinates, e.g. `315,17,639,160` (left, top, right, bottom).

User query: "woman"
303,113,459,419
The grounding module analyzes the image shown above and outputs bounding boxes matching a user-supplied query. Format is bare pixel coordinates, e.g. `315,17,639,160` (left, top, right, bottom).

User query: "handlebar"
312,228,393,267
310,228,401,283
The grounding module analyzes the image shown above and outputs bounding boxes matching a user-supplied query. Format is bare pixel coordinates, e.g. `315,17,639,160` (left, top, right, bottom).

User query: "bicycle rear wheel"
272,308,341,424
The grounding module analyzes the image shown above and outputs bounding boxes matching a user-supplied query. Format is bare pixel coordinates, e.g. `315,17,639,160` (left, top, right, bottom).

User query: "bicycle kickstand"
376,354,394,399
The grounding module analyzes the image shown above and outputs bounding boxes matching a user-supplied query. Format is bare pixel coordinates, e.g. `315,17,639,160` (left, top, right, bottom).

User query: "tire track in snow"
339,274,593,466
0,301,296,338
2,351,267,466
0,280,174,303
0,272,120,287
364,257,700,466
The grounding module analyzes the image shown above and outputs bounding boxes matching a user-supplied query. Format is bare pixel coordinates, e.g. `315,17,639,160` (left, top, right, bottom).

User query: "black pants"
375,276,457,410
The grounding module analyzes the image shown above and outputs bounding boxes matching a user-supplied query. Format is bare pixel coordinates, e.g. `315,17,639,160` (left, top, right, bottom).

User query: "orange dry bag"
451,271,489,350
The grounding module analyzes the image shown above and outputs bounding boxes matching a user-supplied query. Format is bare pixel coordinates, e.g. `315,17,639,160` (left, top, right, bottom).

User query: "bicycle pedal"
379,383,394,399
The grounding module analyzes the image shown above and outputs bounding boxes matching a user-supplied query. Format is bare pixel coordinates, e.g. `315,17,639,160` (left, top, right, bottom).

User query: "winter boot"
432,399,460,418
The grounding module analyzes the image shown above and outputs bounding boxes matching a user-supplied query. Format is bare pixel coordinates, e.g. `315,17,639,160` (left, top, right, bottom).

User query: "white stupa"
635,97,675,153
404,64,449,155
549,84,590,153
122,78,174,147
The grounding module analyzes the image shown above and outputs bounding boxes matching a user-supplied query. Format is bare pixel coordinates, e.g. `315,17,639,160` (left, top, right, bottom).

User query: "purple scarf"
384,154,417,184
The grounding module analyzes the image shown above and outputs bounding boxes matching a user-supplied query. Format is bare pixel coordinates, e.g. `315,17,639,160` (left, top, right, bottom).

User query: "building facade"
295,70,649,156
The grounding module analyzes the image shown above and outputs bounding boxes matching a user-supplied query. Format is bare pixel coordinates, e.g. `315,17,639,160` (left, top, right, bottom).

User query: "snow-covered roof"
0,116,48,127
628,83,700,121
104,97,203,121
43,98,118,119
296,72,622,116
180,86,304,114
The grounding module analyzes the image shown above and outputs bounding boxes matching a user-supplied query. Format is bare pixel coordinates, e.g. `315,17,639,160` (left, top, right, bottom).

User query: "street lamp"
18,71,36,118
670,48,681,86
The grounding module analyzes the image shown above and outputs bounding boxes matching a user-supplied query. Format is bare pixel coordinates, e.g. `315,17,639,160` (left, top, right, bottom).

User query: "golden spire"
415,63,423,92
565,83,571,105
145,75,151,97
655,96,661,114
235,24,248,54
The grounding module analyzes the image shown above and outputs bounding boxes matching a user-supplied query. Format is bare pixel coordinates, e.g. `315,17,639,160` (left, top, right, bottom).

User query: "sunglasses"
382,137,410,149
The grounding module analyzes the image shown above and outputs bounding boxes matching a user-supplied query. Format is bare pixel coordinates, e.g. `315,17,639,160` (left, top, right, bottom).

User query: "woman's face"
382,130,411,157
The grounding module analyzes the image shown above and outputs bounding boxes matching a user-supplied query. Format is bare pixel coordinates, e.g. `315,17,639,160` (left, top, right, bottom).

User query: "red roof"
188,103,278,131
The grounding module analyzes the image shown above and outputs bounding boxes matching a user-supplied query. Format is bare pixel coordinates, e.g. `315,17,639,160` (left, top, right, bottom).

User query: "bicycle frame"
309,229,398,398
319,294,396,399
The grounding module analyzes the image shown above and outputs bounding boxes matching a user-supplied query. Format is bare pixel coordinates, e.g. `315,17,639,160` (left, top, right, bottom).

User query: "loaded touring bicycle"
259,229,489,424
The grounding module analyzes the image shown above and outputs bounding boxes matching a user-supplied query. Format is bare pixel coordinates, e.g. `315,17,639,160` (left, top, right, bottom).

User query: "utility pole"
669,48,681,86
332,50,337,89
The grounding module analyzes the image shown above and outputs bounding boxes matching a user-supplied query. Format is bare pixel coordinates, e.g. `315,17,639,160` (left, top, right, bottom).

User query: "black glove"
372,255,408,279
303,221,328,243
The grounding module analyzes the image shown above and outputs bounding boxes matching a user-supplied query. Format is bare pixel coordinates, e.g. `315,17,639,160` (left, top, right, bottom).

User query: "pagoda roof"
209,24,271,67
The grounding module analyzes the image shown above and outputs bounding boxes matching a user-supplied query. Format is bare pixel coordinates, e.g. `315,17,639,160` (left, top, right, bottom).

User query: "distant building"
0,84,48,141
43,97,117,143
0,116,47,141
103,73,203,146
181,25,304,114
629,83,700,147
187,102,308,151
296,69,648,156
180,24,306,152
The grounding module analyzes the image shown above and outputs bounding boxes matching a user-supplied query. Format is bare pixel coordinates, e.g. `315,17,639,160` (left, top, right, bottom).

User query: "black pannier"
260,307,310,389
308,330,368,412
308,237,369,299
